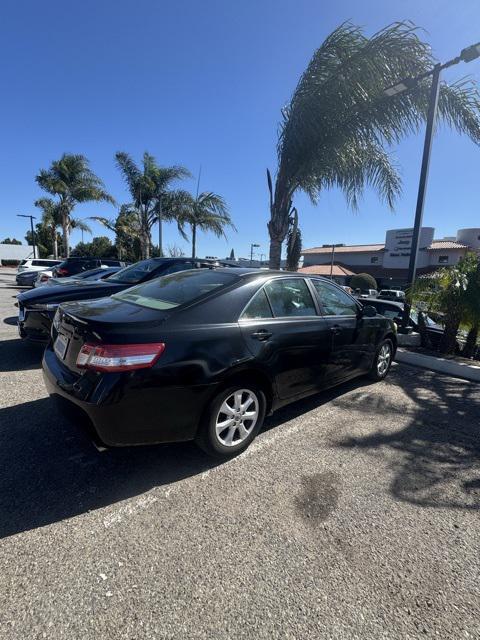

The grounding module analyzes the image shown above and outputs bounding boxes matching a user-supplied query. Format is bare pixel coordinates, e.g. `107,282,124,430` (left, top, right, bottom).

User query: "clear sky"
1,0,479,259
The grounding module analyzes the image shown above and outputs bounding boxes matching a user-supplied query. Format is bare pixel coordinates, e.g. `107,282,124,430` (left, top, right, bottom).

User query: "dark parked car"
52,257,127,278
48,266,122,286
17,258,235,342
360,297,449,349
16,269,48,287
43,269,397,458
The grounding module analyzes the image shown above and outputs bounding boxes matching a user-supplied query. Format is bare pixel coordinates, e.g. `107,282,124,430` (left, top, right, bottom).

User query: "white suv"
17,258,62,274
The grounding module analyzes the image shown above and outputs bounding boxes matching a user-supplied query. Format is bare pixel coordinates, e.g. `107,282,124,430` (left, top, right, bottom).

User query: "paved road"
0,269,479,639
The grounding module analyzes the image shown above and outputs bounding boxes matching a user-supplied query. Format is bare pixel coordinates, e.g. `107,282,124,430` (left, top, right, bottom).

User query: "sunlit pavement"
0,270,479,639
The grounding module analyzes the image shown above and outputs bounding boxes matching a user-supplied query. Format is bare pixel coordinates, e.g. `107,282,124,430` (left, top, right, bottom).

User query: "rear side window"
312,280,358,316
264,278,317,317
241,289,273,320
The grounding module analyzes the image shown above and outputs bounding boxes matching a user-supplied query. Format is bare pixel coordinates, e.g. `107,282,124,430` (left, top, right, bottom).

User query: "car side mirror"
362,305,377,318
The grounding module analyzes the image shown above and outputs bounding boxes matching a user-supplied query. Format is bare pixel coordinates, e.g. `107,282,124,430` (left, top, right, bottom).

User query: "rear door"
239,277,331,400
310,278,375,381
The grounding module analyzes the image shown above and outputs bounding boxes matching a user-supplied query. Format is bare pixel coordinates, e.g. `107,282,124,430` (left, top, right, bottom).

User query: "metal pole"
406,63,441,289
158,197,162,257
30,216,36,259
402,63,441,328
250,244,254,266
330,245,335,279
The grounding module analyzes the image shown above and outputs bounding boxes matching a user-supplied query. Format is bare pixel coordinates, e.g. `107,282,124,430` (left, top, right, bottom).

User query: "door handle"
330,325,342,336
251,330,272,341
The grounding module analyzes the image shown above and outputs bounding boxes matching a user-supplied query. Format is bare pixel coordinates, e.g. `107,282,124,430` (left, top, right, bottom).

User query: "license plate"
18,308,25,322
54,333,69,360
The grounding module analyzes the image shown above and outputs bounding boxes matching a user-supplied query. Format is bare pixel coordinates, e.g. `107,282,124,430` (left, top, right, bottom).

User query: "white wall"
303,250,383,267
0,243,34,261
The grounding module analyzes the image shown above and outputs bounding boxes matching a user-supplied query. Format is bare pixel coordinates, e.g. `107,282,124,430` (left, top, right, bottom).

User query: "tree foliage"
350,273,378,292
36,154,114,257
267,22,480,268
1,238,22,245
71,236,116,258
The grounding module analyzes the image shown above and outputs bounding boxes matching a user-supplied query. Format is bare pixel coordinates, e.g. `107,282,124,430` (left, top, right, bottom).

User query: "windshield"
106,259,165,285
410,310,436,326
112,269,237,310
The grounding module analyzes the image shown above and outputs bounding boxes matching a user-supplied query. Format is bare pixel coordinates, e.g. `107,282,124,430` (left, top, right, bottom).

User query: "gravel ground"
0,269,479,639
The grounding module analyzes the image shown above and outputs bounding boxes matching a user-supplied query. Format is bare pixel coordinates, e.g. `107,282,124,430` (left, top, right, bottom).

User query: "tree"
1,238,22,245
267,22,480,268
115,152,190,259
36,154,114,257
350,273,378,292
166,244,185,257
34,198,62,258
229,248,235,260
71,236,116,258
174,191,235,259
286,208,302,271
90,204,142,262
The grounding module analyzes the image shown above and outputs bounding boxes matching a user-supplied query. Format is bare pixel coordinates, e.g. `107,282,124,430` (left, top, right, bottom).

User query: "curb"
396,347,480,382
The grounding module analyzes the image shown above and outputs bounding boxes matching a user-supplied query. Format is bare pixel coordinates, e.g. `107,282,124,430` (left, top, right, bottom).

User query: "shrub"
350,273,377,292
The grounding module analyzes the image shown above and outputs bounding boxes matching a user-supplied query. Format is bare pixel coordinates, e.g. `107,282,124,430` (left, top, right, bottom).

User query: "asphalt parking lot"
0,268,479,639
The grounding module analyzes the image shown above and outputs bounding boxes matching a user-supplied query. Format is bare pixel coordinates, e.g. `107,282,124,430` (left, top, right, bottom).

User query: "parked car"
17,258,62,274
360,297,450,350
377,289,406,301
46,266,122,286
34,269,54,287
43,269,397,458
359,288,378,298
17,258,230,342
52,257,126,278
16,269,49,287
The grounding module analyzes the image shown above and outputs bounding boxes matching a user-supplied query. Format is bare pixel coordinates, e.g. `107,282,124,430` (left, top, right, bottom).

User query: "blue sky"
1,0,479,259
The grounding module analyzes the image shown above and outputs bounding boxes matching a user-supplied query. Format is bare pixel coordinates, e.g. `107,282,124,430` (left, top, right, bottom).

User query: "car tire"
368,339,393,381
196,383,266,458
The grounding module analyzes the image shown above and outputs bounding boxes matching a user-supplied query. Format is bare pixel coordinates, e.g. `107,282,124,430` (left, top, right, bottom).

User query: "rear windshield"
113,269,237,310
107,259,164,285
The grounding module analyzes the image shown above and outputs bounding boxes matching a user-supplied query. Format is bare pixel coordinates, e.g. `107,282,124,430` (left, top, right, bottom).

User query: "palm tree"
115,152,190,259
34,198,62,258
91,204,142,261
174,191,235,259
267,22,480,268
36,154,114,257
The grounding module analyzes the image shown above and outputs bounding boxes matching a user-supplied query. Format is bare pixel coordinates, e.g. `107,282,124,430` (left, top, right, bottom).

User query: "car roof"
209,268,341,283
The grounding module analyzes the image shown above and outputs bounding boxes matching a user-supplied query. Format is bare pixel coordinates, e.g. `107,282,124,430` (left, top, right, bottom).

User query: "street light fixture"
383,41,480,326
250,243,260,266
17,214,37,259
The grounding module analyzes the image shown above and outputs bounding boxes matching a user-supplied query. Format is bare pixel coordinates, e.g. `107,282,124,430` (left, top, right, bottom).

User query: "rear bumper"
42,345,216,447
18,309,54,342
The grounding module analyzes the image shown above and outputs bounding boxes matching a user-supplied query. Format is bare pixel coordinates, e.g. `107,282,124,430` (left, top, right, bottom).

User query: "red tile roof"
298,264,356,276
427,240,468,250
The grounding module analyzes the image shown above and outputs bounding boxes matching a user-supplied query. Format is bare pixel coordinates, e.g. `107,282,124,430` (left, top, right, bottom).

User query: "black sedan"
360,297,448,349
43,269,397,458
17,257,223,342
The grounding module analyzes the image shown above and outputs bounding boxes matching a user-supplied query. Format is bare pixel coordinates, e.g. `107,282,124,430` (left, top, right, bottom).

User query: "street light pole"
406,64,441,291
17,214,37,259
250,243,260,266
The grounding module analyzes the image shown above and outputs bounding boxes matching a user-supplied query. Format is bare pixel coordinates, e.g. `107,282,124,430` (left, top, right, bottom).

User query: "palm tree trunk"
268,193,291,269
62,219,69,258
462,321,479,358
191,223,197,259
157,199,163,258
53,232,58,259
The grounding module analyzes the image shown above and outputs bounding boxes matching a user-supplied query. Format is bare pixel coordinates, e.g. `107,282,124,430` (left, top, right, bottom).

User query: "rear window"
113,270,237,310
107,259,164,285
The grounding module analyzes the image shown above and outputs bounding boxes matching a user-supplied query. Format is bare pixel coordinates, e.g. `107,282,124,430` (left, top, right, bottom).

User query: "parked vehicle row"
14,258,396,458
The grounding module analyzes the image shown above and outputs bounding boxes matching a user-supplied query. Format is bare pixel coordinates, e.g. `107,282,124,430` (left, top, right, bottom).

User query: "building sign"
383,227,434,269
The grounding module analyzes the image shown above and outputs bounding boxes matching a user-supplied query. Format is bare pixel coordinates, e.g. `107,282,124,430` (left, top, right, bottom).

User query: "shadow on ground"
335,367,480,511
0,339,44,371
3,316,18,326
0,377,368,539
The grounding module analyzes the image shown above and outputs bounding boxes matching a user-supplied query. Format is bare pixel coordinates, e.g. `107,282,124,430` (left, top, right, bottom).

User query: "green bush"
350,273,378,292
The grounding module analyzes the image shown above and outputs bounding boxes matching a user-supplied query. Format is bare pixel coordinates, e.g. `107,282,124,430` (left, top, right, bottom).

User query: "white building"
0,243,35,264
301,227,480,288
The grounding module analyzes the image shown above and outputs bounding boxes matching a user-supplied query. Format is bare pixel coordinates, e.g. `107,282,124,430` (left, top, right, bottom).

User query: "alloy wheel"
377,343,391,376
215,389,259,447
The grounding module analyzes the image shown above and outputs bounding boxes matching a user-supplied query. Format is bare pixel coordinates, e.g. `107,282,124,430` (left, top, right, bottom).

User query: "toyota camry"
42,269,397,458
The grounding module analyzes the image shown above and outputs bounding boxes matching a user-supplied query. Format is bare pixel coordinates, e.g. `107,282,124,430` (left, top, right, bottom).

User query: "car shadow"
3,316,18,326
0,376,372,539
0,397,221,539
0,339,45,371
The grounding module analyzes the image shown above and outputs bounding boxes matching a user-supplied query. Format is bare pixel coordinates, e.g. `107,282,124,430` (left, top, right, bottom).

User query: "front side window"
264,278,317,317
312,279,358,316
241,289,273,320
113,269,237,310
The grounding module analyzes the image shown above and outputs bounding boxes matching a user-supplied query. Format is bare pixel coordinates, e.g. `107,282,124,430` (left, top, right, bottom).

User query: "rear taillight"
40,275,49,282
56,268,68,276
76,342,165,372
